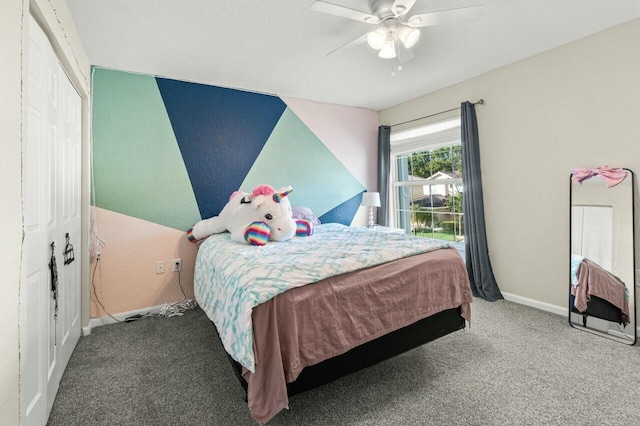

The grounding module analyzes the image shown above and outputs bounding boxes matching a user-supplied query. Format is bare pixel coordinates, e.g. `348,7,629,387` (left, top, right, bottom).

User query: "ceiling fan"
310,0,483,64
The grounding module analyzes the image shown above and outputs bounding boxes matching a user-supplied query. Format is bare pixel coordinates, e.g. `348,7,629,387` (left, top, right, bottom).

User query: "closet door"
56,49,82,397
571,205,613,270
21,16,82,426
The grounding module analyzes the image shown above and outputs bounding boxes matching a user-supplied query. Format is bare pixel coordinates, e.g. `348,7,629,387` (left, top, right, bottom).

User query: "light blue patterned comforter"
571,253,585,285
194,223,452,372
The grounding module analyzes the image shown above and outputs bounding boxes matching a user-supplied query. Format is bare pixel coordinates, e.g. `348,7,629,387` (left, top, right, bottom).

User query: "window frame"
388,117,464,241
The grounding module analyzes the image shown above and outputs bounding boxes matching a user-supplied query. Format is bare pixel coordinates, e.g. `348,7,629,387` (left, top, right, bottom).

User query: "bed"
194,223,473,423
570,254,629,325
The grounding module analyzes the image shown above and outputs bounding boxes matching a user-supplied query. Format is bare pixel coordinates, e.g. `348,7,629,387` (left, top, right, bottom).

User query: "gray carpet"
48,298,640,425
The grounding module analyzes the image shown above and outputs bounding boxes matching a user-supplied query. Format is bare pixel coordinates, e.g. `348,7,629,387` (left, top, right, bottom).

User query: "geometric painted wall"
93,67,367,230
90,67,378,317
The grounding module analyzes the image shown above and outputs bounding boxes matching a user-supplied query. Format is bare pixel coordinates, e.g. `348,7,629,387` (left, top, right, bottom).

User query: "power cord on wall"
176,265,187,300
155,267,198,318
91,256,122,323
92,251,197,324
124,262,198,323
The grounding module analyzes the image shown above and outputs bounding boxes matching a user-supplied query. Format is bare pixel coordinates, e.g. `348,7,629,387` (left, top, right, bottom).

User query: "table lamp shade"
361,192,381,207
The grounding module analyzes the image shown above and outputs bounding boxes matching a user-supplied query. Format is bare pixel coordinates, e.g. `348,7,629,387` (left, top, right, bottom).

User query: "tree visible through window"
393,144,463,243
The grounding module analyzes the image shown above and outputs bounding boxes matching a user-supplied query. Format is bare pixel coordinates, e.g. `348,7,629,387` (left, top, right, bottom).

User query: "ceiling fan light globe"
398,26,420,48
378,40,397,59
366,28,387,50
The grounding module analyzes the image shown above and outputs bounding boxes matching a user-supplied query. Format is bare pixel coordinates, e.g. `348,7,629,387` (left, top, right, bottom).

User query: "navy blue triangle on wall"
156,78,287,219
318,191,365,226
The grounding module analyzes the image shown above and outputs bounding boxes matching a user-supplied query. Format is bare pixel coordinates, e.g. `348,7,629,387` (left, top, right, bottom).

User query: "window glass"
390,120,463,244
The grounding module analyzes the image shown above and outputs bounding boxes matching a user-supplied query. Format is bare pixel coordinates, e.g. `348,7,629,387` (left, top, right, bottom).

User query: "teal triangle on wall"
92,68,201,230
241,108,365,218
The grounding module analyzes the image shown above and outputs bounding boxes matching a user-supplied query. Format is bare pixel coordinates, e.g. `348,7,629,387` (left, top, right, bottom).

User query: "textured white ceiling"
66,0,640,110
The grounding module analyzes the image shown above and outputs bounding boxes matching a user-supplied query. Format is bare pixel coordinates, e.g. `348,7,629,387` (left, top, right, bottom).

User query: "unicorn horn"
272,188,293,203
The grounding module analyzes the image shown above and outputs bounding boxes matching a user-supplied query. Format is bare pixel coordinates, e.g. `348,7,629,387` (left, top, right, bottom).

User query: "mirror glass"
569,168,636,344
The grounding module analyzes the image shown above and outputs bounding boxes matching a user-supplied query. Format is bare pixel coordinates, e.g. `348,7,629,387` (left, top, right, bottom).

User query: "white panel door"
571,205,613,271
570,207,584,255
54,61,82,396
21,23,49,424
22,16,82,426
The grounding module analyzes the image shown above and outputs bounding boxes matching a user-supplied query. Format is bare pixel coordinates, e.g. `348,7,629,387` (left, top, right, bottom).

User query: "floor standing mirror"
569,168,636,344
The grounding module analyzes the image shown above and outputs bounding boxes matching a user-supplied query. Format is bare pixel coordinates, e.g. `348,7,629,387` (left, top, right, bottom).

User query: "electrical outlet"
172,258,182,272
156,261,165,274
96,251,101,260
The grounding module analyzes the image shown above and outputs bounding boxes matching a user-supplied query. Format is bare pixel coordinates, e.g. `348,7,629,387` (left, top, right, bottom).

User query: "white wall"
0,2,28,422
0,0,90,422
380,19,640,312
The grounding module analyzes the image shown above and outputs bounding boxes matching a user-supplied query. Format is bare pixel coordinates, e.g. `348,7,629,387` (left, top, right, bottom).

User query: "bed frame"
569,294,623,324
221,306,466,398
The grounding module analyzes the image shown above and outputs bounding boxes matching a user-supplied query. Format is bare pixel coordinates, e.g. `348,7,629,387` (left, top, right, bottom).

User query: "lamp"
378,40,397,59
366,28,387,50
397,26,420,48
366,23,420,59
361,192,381,228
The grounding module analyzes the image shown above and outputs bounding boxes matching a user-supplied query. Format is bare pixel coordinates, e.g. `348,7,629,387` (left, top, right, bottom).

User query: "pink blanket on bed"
241,248,473,424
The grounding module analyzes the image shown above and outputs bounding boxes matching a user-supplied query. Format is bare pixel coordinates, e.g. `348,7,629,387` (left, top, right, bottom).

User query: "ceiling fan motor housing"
368,0,397,19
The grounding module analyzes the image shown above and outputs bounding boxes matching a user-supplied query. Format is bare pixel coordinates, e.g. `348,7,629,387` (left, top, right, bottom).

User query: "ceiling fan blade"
392,0,417,17
406,5,484,28
326,33,369,56
396,43,415,63
310,1,380,24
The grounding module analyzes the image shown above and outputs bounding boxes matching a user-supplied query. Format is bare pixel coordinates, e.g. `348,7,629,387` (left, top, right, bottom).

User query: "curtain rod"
389,99,484,128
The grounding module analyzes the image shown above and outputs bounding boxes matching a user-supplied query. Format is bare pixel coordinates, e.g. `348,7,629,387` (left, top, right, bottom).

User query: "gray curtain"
461,102,503,301
377,126,391,226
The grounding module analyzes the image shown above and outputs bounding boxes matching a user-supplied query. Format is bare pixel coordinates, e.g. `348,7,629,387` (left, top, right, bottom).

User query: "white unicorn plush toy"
187,184,313,246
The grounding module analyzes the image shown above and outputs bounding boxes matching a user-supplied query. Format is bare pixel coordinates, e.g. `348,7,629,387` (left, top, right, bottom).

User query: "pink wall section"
90,207,198,317
282,97,379,192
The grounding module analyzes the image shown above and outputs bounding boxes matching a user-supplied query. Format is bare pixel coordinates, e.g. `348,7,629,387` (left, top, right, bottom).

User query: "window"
390,118,464,244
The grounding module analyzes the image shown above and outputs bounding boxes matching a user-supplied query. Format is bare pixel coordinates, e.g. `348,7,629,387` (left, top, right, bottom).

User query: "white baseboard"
501,292,567,317
82,303,167,336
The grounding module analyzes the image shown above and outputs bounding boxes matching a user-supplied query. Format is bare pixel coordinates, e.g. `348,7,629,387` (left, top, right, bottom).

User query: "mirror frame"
568,168,636,345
